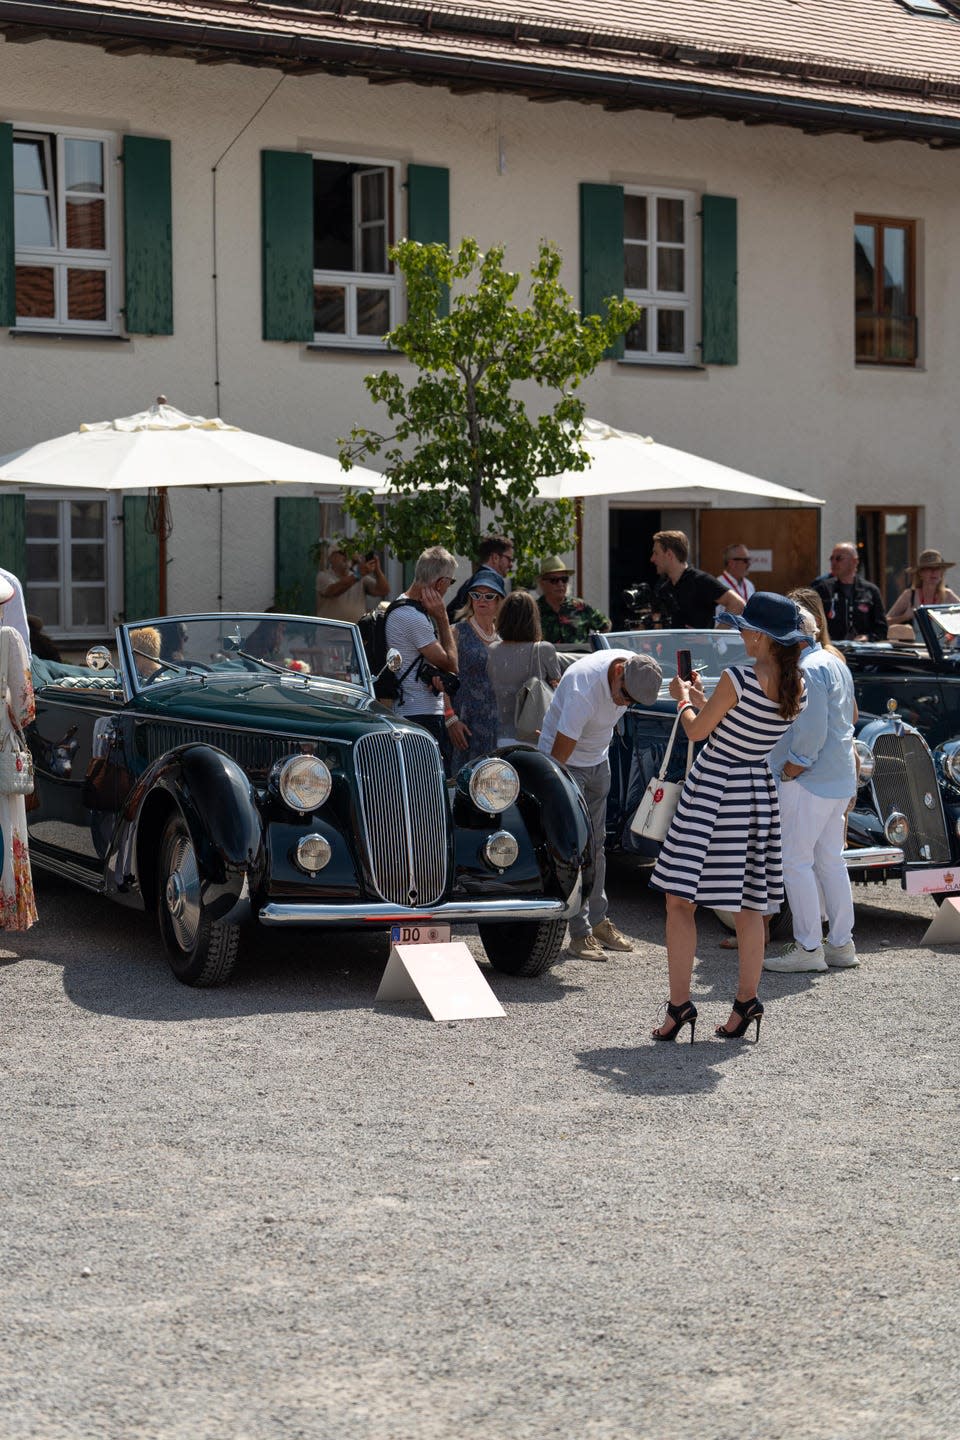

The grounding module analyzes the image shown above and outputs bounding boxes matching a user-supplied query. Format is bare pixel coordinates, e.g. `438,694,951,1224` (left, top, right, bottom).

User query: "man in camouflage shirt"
536,555,610,645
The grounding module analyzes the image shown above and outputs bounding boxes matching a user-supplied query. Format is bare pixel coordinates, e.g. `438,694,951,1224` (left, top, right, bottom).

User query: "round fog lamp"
469,759,520,814
296,834,332,873
853,740,875,783
885,811,910,846
278,754,332,813
483,830,519,870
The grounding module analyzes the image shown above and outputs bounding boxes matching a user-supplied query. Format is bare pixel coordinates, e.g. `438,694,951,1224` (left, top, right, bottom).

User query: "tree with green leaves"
337,238,640,584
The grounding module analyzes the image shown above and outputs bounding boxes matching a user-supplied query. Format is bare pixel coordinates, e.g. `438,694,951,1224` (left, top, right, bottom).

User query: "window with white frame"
25,494,119,637
13,126,119,333
623,187,697,364
313,158,398,347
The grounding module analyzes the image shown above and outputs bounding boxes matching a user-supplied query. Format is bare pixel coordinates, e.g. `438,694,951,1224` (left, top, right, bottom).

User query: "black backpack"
357,597,423,701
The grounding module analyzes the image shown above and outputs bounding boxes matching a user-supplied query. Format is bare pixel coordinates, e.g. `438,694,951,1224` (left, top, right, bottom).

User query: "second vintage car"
27,612,592,985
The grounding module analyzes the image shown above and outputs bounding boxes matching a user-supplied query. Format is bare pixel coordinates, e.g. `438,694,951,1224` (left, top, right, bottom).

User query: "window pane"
657,309,685,354
657,197,684,244
883,227,908,317
27,588,60,628
26,500,59,539
624,194,647,241
855,224,876,310
72,588,106,627
657,248,685,294
70,500,105,539
625,311,648,352
15,265,56,318
313,160,354,271
357,288,390,336
359,171,385,223
314,284,346,334
27,544,60,583
67,269,107,322
624,244,648,290
71,542,105,582
13,137,47,191
64,138,104,194
66,198,106,251
360,226,387,273
14,193,55,248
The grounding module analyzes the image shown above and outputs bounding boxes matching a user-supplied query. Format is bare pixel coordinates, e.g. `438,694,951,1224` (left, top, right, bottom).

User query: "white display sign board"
921,896,960,946
748,549,772,574
375,942,506,1021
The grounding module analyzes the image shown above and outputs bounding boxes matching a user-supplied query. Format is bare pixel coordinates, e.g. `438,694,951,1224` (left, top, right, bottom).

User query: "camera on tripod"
621,582,658,630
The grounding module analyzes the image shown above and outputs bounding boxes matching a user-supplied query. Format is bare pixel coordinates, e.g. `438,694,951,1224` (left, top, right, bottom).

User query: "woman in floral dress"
0,576,38,931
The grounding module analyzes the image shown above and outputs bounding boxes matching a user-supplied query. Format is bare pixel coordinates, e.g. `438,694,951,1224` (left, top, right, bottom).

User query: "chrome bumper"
258,896,576,927
842,845,903,871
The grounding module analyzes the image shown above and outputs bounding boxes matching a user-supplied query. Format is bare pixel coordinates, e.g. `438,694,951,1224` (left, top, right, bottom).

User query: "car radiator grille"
354,730,447,907
871,732,951,864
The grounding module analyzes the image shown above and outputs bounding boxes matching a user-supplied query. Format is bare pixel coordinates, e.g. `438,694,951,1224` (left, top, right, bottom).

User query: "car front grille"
354,730,447,907
871,731,951,864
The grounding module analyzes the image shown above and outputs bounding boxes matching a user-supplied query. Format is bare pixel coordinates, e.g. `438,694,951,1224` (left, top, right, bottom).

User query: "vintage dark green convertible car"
27,613,591,985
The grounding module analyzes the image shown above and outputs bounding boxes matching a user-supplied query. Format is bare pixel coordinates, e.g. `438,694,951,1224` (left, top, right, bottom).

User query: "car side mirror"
86,645,116,672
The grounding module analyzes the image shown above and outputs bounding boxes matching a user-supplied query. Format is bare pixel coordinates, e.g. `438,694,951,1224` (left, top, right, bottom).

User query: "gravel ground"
1,867,957,1440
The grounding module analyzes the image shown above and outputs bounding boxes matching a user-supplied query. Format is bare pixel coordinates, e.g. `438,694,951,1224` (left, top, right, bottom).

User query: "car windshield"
924,605,960,652
598,629,749,697
121,614,367,693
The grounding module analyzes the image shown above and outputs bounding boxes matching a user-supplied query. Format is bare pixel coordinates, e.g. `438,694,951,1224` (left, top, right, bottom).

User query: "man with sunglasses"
812,542,887,642
536,555,610,645
715,542,756,620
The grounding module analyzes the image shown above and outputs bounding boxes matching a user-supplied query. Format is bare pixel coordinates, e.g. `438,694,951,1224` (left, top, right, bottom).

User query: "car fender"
498,745,594,902
111,744,265,920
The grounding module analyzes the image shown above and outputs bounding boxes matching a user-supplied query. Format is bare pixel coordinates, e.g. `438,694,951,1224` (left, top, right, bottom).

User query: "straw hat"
539,554,574,578
910,548,954,576
0,576,14,605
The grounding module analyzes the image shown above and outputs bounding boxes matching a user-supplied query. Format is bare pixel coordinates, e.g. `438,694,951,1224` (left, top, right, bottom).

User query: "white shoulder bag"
0,628,35,796
629,710,693,842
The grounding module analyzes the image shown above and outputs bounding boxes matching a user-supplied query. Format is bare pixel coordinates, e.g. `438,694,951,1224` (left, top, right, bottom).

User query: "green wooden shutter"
261,150,313,342
0,493,26,577
701,194,738,365
0,124,14,328
406,163,450,317
123,135,173,335
580,182,625,360
275,497,318,613
123,496,159,619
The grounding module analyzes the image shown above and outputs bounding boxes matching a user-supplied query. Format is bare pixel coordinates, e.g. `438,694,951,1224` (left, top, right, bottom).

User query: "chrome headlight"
854,740,875,783
941,744,960,786
277,754,332,813
884,811,910,846
296,834,332,873
482,830,519,870
469,759,520,814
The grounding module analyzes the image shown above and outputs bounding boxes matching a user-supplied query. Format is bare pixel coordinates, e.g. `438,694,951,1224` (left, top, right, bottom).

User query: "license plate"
390,923,452,945
904,866,960,896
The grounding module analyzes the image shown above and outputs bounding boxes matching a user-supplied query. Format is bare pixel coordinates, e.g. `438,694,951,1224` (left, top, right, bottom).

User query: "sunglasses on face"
729,556,751,564
543,576,569,585
470,591,499,602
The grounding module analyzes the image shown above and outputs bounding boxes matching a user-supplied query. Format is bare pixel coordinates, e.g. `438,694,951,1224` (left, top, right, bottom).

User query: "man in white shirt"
315,546,389,622
715,542,755,621
384,546,459,760
539,649,661,960
0,567,30,653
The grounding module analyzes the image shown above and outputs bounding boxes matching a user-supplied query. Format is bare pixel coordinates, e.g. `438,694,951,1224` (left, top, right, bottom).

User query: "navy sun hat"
468,566,507,598
725,591,810,645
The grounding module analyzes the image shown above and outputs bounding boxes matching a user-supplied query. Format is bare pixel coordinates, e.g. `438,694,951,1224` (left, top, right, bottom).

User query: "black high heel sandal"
715,996,763,1041
652,1000,698,1044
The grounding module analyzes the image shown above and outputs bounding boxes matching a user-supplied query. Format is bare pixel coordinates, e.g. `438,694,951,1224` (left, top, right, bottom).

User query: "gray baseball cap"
621,653,662,704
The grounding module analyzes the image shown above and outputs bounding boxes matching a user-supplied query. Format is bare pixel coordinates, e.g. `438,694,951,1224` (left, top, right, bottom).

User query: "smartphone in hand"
676,648,693,682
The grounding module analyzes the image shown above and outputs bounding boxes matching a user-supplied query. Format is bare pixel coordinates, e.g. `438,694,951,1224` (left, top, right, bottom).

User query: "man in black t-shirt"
650,530,746,628
812,542,887,642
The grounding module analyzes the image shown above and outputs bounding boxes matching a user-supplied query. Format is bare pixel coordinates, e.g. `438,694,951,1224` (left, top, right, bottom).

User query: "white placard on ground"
921,897,960,946
375,942,506,1021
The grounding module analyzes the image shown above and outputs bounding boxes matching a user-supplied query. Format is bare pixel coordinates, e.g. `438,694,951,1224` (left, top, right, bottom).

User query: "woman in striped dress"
649,593,809,1043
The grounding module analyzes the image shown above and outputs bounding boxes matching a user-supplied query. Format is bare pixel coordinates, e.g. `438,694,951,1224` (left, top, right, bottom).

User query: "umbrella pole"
575,497,583,598
157,487,168,615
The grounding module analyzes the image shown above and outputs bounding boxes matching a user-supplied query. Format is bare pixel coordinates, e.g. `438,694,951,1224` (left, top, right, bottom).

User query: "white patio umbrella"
0,398,386,611
536,417,824,505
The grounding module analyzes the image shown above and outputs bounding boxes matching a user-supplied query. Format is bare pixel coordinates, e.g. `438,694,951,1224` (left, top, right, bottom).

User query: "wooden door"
698,508,821,596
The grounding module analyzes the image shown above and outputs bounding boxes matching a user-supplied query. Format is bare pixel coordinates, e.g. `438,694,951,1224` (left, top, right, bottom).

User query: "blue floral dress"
452,621,500,764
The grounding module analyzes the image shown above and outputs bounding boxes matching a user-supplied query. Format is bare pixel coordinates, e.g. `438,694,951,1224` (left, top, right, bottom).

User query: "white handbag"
0,629,34,797
630,710,693,842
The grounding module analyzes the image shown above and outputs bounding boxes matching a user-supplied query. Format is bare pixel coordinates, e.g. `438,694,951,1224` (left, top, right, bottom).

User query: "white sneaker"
824,939,859,968
568,934,607,962
764,940,828,973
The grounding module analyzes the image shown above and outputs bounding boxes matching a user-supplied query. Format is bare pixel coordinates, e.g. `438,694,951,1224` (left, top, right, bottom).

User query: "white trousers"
779,782,855,950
